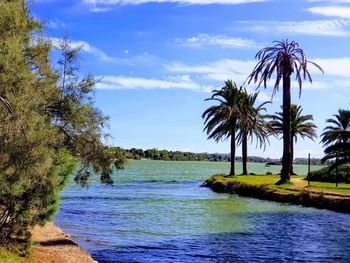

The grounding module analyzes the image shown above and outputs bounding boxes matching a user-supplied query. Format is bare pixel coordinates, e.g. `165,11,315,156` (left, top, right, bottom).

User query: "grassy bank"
0,249,28,263
203,174,350,213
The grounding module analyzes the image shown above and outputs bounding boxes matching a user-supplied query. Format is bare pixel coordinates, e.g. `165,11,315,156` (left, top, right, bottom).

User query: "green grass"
212,174,296,193
0,248,29,263
306,180,350,194
211,174,350,196
226,175,281,185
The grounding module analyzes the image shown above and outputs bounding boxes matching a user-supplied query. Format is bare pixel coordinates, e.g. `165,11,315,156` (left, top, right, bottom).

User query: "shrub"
306,164,350,183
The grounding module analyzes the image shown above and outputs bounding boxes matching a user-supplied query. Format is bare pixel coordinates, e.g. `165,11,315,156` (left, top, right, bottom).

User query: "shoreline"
30,222,96,263
203,175,350,213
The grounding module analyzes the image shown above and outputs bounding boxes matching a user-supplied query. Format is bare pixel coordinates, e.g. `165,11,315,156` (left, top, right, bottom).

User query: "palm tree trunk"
230,123,236,175
279,74,291,184
242,131,248,175
290,138,294,175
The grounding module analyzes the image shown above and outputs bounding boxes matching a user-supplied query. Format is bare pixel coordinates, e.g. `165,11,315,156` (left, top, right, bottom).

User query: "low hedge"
306,164,350,183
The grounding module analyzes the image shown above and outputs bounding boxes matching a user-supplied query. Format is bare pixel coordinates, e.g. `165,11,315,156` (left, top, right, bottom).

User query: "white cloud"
312,57,350,77
238,19,350,36
84,0,268,5
50,37,159,65
166,59,256,83
308,0,350,3
96,75,213,92
90,7,112,12
50,37,116,62
166,58,331,93
175,34,260,48
307,6,350,18
83,0,269,11
291,80,328,90
46,19,66,29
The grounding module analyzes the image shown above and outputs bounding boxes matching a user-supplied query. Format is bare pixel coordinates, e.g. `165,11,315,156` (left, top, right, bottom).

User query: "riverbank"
0,222,96,263
30,222,96,263
203,174,350,213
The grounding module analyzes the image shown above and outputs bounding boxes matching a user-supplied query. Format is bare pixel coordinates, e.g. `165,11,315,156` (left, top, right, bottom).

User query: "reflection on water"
55,161,350,262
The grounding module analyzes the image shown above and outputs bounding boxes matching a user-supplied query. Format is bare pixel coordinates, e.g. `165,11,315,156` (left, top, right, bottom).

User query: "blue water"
55,161,350,262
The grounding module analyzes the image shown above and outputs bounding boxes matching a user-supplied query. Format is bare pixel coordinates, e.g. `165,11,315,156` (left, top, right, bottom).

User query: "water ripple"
55,161,350,263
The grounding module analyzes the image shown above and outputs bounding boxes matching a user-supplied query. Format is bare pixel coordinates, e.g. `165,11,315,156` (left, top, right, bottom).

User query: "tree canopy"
321,109,350,172
268,104,317,174
0,0,123,250
247,40,323,183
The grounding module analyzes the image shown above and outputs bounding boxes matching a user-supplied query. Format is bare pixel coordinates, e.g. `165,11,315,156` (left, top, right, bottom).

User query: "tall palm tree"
238,89,270,175
321,109,350,171
247,40,323,184
202,80,242,175
268,104,317,174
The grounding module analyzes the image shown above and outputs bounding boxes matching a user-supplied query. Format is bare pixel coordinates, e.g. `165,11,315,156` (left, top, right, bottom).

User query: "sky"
30,0,350,158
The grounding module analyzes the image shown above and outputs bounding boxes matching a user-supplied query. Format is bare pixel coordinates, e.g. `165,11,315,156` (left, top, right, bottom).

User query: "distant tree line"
125,148,229,161
121,147,322,164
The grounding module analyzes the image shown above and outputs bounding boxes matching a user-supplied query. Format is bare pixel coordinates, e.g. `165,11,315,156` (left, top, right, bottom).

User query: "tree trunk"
242,131,248,175
229,123,236,175
290,137,294,175
278,74,291,184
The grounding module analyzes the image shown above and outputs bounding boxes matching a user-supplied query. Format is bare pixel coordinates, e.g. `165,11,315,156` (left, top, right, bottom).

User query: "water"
55,160,350,262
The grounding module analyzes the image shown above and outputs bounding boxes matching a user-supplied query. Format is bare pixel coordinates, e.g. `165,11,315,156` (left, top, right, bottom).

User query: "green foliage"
268,104,317,173
202,80,270,175
0,0,124,251
202,80,242,143
125,147,280,163
306,165,350,183
247,40,323,183
0,248,28,263
321,109,350,171
237,88,270,174
202,80,247,175
268,104,317,142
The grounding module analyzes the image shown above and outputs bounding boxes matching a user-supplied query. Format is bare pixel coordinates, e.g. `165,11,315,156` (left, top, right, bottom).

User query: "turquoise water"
55,161,350,262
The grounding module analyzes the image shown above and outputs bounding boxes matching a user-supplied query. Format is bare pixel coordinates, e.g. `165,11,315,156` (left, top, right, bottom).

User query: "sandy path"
30,222,97,263
290,178,308,190
290,178,350,198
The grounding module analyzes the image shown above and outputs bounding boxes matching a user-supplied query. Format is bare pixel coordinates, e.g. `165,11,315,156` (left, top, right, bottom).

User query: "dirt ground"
30,222,97,263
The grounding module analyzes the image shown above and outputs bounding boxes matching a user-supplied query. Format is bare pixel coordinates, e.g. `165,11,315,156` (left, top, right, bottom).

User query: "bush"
306,164,350,183
0,0,124,252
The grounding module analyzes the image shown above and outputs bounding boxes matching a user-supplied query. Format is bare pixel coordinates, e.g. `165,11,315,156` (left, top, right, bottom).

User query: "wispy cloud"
46,19,66,29
238,19,350,36
50,37,159,65
308,0,350,3
307,6,350,19
96,75,213,92
292,80,328,90
312,57,350,77
166,58,331,91
175,34,260,48
83,0,269,12
166,59,256,83
84,0,268,5
166,59,274,101
50,37,116,62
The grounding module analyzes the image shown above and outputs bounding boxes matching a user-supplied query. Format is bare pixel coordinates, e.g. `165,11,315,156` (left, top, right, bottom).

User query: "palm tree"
247,40,323,184
238,89,270,175
321,109,350,171
268,104,317,174
202,80,243,175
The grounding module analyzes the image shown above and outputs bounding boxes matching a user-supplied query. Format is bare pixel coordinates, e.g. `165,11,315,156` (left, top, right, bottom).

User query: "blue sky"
31,0,350,158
